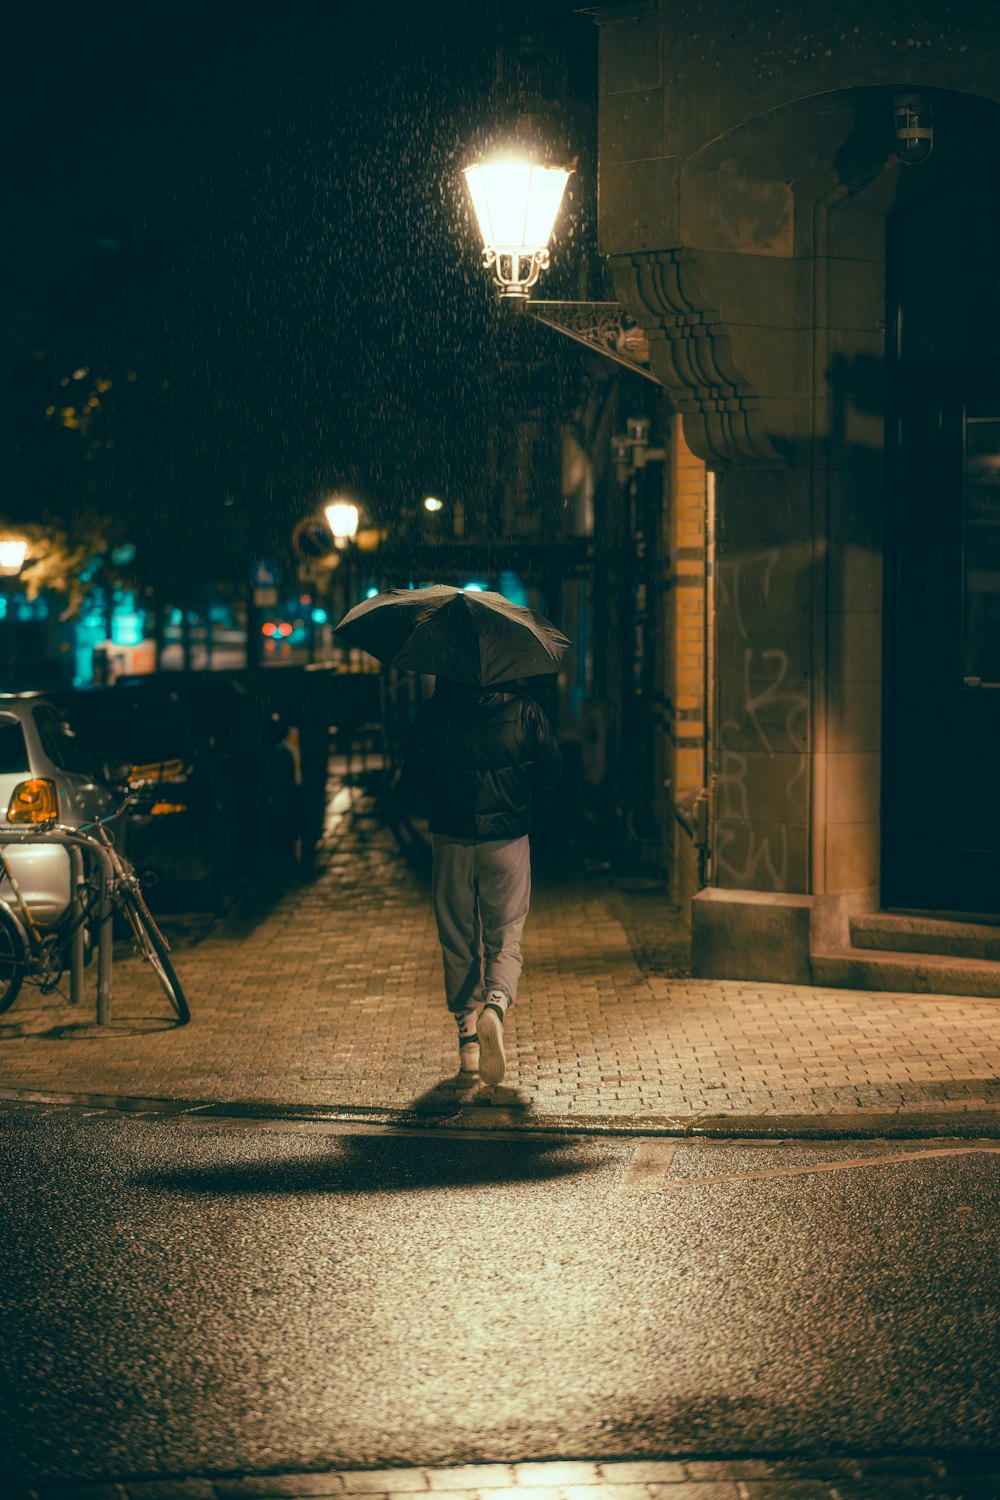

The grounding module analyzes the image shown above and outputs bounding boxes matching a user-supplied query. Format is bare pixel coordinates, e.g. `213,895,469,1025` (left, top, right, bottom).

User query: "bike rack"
0,828,117,1026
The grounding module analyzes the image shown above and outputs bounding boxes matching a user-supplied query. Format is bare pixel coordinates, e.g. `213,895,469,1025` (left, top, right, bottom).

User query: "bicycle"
0,778,190,1025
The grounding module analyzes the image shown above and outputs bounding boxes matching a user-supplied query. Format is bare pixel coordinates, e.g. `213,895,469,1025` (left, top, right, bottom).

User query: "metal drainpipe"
702,468,718,888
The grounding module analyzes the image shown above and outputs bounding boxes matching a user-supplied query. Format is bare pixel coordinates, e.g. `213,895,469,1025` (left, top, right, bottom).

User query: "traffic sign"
292,517,335,560
252,559,281,587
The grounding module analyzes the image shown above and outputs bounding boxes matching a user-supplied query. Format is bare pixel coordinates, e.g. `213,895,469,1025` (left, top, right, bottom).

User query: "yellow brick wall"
667,423,708,899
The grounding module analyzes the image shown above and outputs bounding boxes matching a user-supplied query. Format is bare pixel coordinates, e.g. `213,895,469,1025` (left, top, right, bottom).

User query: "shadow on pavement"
0,1013,182,1040
133,1133,602,1196
403,1076,536,1114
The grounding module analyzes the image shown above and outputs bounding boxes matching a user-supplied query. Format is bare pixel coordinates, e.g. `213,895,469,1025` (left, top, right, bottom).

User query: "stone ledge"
692,889,812,984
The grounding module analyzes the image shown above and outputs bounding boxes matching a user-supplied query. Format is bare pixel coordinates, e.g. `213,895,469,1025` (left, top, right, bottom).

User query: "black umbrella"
335,585,571,686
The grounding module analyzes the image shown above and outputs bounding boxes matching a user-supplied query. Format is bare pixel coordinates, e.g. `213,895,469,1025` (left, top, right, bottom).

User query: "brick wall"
667,423,707,903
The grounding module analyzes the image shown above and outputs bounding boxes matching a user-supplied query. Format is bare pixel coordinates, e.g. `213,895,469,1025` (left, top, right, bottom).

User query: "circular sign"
292,517,334,559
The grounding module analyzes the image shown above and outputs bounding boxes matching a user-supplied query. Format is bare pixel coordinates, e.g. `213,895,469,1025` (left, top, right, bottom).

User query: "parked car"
0,694,117,927
60,679,245,911
62,673,310,911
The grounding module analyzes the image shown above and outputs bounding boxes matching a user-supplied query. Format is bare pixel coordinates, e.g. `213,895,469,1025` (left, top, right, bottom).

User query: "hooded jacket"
403,680,562,841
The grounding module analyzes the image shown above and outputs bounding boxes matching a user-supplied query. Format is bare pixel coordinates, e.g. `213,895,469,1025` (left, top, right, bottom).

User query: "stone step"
851,912,1000,962
812,946,1000,998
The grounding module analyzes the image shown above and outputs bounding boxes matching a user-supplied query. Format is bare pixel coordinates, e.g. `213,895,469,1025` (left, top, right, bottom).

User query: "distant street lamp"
323,499,361,658
0,535,29,686
0,537,28,576
324,499,360,547
463,158,572,299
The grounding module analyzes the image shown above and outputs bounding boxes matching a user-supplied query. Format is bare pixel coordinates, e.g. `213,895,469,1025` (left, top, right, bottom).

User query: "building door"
884,369,1000,912
884,173,1000,914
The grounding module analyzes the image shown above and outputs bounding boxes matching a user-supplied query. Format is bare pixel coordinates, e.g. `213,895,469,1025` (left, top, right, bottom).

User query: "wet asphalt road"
0,1108,998,1484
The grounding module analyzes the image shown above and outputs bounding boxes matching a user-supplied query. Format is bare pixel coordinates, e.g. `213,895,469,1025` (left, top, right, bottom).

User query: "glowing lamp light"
423,496,444,513
0,537,28,576
463,158,571,299
324,499,360,545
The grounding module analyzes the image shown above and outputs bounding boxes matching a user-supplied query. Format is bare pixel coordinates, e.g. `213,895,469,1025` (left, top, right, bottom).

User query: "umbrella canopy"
335,585,571,686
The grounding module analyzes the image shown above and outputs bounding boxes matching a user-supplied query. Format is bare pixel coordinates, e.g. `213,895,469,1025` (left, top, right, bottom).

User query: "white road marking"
620,1140,678,1189
650,1144,1000,1190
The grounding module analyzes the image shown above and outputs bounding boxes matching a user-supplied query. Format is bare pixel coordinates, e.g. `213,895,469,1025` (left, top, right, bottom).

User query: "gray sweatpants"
430,833,531,1013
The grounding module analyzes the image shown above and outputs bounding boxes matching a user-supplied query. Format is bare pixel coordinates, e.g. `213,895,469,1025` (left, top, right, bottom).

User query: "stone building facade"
593,1,1000,984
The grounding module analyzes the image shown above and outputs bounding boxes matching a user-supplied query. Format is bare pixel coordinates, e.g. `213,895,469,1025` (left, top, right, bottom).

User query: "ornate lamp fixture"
323,499,360,548
460,151,655,382
463,158,572,299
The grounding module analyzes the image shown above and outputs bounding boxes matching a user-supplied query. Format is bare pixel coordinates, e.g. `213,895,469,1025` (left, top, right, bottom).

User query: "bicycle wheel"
116,883,190,1025
0,905,26,1015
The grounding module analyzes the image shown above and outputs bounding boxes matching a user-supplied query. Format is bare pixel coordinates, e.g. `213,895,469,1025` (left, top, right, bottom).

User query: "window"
33,706,97,778
0,714,30,776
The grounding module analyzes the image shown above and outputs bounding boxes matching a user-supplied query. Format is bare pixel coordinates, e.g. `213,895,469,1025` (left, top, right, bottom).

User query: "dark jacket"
403,680,562,841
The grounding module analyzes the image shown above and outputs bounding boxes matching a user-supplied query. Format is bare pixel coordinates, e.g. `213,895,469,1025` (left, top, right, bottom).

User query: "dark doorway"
884,174,1000,914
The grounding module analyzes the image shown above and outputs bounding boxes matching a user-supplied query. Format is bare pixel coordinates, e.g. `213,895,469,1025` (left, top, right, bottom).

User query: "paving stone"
562,1487,654,1500
684,1464,855,1485
631,1486,740,1500
334,1475,428,1494
213,1479,346,1498
426,1469,516,1491
512,1468,604,1490
126,1486,217,1500
35,1489,125,1500
739,1483,839,1498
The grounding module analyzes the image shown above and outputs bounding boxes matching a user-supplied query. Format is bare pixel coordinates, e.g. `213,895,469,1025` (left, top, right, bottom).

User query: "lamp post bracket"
525,301,657,383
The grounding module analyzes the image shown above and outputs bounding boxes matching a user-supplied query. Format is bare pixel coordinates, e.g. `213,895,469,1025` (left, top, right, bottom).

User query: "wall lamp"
463,157,572,300
460,147,656,383
894,93,933,164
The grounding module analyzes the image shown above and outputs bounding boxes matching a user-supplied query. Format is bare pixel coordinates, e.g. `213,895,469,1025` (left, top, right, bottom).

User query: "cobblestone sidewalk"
1,780,999,1127
11,1456,999,1500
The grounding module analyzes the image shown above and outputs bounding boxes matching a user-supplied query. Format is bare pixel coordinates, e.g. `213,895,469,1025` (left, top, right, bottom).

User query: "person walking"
402,677,562,1085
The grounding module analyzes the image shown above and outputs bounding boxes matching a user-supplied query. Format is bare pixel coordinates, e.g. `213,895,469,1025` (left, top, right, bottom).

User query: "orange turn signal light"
6,778,59,826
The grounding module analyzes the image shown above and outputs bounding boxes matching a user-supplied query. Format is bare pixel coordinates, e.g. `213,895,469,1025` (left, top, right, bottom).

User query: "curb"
6,1454,1000,1499
2,1087,999,1139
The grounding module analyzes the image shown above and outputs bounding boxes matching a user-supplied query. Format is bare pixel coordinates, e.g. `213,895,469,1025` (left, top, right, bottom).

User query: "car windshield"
0,714,30,775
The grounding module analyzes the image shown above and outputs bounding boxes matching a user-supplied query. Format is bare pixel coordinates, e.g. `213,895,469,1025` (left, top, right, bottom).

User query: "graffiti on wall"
716,548,809,890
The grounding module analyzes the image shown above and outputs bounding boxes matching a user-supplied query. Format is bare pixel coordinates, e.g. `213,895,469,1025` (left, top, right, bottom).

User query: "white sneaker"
458,1038,480,1075
477,996,507,1085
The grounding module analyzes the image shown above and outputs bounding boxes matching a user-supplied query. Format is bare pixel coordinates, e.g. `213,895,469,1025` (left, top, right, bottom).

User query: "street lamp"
460,150,654,381
0,535,29,686
324,499,361,660
324,499,360,547
463,157,572,299
0,537,28,576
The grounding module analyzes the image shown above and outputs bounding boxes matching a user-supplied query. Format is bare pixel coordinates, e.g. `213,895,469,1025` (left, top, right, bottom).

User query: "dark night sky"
2,1,601,574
